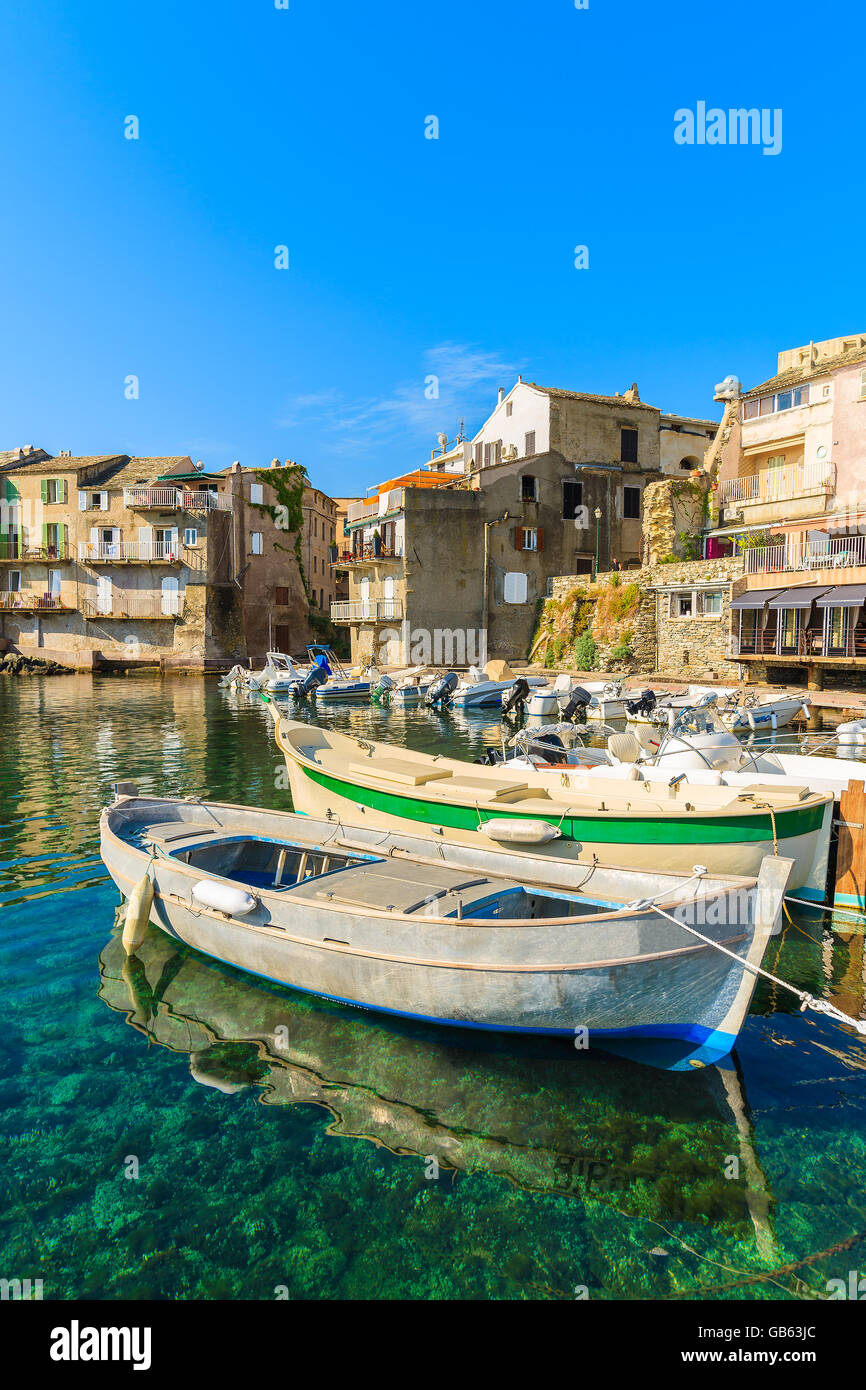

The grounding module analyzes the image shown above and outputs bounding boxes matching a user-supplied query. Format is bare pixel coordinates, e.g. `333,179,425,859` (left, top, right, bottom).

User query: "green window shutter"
42,523,48,552
62,523,69,558
59,479,68,504
41,479,48,504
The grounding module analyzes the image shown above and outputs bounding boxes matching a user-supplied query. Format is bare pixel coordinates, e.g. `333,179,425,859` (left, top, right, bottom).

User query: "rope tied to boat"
649,900,866,1037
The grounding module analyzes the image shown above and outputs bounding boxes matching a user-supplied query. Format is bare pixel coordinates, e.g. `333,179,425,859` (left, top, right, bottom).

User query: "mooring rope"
649,900,866,1036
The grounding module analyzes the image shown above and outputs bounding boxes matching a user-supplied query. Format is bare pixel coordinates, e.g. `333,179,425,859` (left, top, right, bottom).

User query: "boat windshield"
669,704,727,739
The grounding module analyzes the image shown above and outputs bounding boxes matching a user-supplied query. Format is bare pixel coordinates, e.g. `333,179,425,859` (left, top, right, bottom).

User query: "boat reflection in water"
98,913,778,1259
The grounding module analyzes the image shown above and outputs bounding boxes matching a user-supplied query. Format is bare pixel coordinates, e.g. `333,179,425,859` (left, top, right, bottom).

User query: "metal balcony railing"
123,487,232,511
0,541,70,561
80,594,183,620
743,533,866,574
331,545,403,566
330,598,404,623
721,461,835,507
0,592,71,611
78,541,179,563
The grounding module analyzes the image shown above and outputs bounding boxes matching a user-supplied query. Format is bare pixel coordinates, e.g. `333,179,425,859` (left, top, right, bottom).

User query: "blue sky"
0,0,862,496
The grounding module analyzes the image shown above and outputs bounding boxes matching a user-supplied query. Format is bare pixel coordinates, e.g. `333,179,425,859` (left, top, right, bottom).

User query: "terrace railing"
78,541,179,563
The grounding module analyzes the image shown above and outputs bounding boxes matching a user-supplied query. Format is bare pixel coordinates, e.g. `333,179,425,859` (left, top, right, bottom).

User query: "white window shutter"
78,491,87,511
138,526,153,560
100,491,109,511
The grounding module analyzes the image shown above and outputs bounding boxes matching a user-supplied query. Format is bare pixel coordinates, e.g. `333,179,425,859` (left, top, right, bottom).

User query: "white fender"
192,879,257,916
479,819,562,845
122,871,154,955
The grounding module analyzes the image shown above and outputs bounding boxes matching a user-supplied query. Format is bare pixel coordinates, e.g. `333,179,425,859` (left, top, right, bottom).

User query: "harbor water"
3,674,866,1301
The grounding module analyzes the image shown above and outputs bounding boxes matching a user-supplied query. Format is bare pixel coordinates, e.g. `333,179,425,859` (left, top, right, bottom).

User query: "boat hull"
100,797,788,1066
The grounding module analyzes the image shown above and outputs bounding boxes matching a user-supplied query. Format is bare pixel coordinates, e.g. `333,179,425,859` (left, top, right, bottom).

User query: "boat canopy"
815,584,866,609
730,588,783,610
767,586,832,610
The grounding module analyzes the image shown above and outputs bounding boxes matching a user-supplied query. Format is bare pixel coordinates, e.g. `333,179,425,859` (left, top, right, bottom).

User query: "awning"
767,586,832,610
730,588,783,610
815,584,866,609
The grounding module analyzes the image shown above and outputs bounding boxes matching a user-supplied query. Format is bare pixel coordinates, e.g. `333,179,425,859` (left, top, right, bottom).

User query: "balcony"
331,545,403,568
78,541,180,564
345,488,406,527
81,594,183,620
744,534,866,576
330,598,403,623
721,461,835,510
0,592,73,612
123,487,232,512
0,541,71,561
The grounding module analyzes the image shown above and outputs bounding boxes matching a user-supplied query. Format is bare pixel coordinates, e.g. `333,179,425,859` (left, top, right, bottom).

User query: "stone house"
0,452,316,669
708,333,866,689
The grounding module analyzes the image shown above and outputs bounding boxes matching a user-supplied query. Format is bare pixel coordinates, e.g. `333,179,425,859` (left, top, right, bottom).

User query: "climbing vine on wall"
250,462,310,597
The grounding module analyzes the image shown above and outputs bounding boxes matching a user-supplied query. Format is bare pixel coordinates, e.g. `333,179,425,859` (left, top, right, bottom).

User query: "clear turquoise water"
3,674,866,1301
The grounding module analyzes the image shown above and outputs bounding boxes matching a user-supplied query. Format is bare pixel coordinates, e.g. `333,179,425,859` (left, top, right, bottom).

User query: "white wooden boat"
100,791,793,1067
720,694,810,732
271,715,832,893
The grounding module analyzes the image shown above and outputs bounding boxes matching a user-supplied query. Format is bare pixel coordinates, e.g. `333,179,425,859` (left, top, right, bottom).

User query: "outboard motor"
298,665,329,698
561,685,592,724
426,671,458,708
502,677,530,716
625,689,656,718
474,746,507,766
371,674,394,704
526,731,569,765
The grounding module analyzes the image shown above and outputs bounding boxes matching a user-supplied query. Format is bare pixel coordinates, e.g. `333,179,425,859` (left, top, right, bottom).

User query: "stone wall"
545,557,746,679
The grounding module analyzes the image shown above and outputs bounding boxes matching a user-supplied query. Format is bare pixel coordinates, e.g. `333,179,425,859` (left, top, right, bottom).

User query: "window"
8,570,20,592
620,429,638,464
183,527,198,546
503,571,528,604
767,454,785,470
521,475,538,502
743,385,811,420
275,586,289,605
250,483,263,505
703,590,722,616
521,527,537,551
251,532,263,555
48,570,61,599
623,486,640,519
860,369,866,401
78,491,106,511
505,401,513,417
675,593,693,617
562,480,583,520
313,555,317,572
524,430,536,456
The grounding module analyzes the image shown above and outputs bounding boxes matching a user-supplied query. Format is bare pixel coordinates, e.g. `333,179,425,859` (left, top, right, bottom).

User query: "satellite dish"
193,460,204,472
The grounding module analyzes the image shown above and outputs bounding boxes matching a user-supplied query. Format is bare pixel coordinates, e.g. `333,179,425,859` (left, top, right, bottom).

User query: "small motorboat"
449,661,548,710
372,668,440,706
719,693,810,732
101,790,794,1066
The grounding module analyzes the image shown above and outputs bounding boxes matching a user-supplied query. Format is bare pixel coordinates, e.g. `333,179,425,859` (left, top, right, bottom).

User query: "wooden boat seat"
735,784,812,805
300,858,497,913
439,776,531,798
144,822,218,845
349,758,453,786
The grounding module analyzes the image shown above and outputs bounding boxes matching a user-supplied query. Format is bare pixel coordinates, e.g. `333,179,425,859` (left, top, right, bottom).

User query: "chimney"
497,387,505,406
